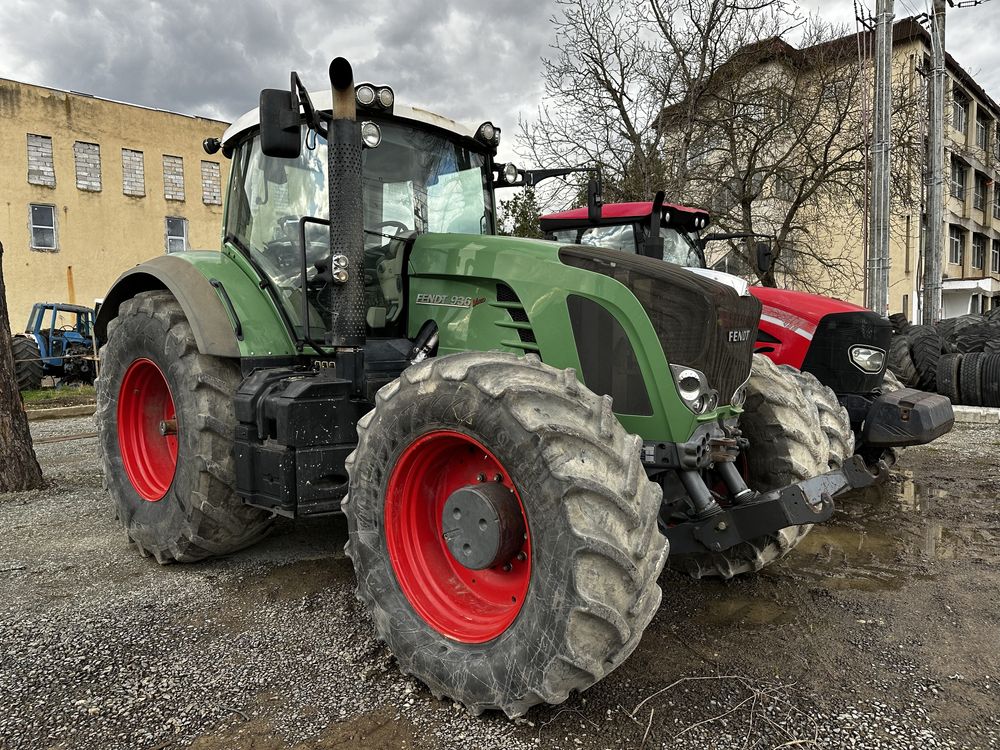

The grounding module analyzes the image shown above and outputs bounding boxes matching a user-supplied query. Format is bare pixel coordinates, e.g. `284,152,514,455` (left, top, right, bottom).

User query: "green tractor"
94,59,886,716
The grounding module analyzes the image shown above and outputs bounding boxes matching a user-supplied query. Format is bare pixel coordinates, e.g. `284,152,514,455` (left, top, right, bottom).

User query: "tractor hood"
751,285,869,334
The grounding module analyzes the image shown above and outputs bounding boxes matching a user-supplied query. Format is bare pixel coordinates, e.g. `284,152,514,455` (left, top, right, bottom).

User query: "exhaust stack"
326,57,366,350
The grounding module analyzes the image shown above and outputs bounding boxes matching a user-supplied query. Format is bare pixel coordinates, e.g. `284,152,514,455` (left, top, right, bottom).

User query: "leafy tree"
499,188,545,239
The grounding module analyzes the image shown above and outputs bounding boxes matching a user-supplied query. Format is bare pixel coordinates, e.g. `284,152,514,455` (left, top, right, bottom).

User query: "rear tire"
344,351,667,717
11,336,43,391
96,291,272,563
673,355,833,579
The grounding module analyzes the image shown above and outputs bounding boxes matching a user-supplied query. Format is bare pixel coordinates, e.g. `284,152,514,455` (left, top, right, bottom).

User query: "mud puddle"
781,471,999,591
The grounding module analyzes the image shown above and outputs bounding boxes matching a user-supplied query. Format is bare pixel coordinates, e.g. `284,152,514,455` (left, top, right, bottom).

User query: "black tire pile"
887,309,1000,406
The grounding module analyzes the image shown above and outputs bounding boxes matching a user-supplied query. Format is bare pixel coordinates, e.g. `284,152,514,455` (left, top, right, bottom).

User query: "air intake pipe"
325,57,366,350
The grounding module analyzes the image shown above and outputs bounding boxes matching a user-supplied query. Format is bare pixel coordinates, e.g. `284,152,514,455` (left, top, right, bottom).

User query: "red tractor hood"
750,286,867,331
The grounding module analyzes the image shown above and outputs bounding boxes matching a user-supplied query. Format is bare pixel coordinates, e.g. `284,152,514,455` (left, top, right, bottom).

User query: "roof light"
356,84,376,106
476,121,500,147
377,87,394,109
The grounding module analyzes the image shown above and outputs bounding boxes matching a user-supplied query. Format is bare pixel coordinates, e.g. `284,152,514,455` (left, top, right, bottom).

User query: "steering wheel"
58,325,76,332
368,220,409,239
275,215,303,241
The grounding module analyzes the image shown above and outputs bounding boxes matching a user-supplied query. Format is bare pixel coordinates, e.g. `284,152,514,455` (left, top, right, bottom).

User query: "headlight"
503,163,519,184
670,365,719,415
849,345,885,373
361,121,382,148
377,87,394,109
356,84,376,106
731,382,747,408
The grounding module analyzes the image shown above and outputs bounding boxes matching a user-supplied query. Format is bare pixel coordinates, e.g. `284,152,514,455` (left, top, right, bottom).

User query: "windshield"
551,223,705,268
225,119,494,339
657,226,704,267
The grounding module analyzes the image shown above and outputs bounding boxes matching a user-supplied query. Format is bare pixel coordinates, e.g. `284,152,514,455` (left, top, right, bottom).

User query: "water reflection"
780,470,999,590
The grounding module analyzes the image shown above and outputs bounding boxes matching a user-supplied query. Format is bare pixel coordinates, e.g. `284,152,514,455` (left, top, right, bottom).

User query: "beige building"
1,79,230,330
882,20,1000,320
670,20,1000,320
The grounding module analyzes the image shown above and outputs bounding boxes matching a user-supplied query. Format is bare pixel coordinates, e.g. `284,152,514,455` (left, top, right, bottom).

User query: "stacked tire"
887,313,1000,407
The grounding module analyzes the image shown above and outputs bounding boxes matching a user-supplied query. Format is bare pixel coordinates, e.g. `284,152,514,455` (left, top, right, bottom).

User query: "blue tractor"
11,302,97,390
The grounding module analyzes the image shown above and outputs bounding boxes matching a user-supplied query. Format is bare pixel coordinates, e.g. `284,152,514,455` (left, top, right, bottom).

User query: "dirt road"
1,417,997,749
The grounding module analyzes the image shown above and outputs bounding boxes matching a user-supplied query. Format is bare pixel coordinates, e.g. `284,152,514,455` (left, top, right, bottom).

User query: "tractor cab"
541,200,709,269
219,93,502,343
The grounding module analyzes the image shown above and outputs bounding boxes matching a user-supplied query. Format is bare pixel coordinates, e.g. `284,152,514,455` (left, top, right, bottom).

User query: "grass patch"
21,384,96,407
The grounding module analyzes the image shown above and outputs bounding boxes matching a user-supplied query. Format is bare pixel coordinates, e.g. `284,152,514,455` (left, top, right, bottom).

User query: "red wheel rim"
384,430,531,643
117,358,178,502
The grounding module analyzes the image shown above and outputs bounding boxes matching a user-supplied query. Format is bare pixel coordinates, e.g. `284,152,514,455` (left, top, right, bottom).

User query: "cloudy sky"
0,0,996,163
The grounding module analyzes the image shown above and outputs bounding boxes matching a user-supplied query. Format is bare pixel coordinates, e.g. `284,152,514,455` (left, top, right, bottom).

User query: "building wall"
0,79,230,330
795,35,1000,319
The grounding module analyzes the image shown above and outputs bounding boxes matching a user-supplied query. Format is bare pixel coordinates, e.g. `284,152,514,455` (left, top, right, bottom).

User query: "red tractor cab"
540,197,953,458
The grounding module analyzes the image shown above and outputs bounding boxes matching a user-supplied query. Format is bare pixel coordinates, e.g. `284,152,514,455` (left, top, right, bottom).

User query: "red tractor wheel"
96,291,271,563
117,358,178,501
384,431,531,643
343,351,667,717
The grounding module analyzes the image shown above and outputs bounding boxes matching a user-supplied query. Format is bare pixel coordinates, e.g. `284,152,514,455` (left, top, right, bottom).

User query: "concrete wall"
0,79,230,330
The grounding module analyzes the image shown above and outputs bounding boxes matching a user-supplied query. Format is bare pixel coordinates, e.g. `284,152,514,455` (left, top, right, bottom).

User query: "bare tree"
519,0,789,205
0,241,44,492
520,1,923,294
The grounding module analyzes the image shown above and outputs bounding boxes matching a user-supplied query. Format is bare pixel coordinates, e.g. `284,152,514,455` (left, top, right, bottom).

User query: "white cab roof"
222,90,479,147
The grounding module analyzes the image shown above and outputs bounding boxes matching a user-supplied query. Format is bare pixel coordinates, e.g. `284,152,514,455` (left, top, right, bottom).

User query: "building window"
27,134,55,187
200,161,222,205
122,149,145,197
994,186,1000,219
992,239,1000,273
972,234,986,269
166,217,188,253
948,225,965,265
73,141,102,192
29,204,57,251
974,173,988,210
976,113,990,150
951,157,967,200
163,155,185,201
952,89,968,132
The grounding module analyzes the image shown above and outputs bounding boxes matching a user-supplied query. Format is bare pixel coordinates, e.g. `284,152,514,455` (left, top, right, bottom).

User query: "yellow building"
881,20,1000,320
1,79,230,330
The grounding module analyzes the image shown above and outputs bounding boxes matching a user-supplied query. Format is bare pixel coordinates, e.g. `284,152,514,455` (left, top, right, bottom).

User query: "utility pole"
867,0,894,316
922,0,946,324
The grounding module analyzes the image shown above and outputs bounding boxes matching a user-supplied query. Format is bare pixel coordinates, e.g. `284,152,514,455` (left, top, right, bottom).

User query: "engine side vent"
493,283,539,352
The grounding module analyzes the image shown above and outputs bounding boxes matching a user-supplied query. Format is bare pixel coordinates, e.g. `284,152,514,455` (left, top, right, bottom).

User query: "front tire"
96,291,271,563
673,355,835,579
344,351,667,717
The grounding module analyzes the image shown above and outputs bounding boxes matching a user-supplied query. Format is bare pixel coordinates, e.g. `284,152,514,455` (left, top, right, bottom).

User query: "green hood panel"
405,233,717,441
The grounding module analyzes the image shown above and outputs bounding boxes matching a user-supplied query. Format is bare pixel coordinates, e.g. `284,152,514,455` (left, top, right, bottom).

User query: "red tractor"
538,191,952,462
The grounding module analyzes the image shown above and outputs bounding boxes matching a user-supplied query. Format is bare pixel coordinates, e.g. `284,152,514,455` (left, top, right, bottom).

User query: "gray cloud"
0,0,994,166
795,0,999,100
0,0,555,163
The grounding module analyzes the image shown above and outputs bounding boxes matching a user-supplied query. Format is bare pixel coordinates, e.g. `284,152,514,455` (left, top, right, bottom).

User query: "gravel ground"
1,417,998,750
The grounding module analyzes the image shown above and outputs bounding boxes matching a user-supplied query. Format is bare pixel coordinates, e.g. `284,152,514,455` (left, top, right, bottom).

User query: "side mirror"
259,89,301,159
755,242,774,275
586,176,603,224
642,191,666,258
